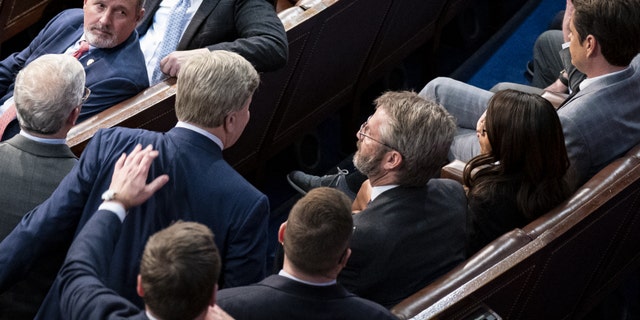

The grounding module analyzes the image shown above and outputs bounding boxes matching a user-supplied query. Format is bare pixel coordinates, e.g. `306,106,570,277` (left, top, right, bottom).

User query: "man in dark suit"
0,54,85,320
0,51,269,318
217,187,396,319
0,0,149,140
58,145,229,320
336,91,467,308
137,0,288,84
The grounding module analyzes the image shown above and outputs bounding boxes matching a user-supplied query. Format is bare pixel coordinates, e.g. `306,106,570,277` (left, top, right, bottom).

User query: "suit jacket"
337,179,468,308
136,0,288,72
0,135,77,320
558,59,640,187
216,275,396,319
0,9,149,140
58,210,148,320
0,127,269,318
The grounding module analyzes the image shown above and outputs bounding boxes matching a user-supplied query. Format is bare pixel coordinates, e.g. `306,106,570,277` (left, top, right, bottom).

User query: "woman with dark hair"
463,89,571,255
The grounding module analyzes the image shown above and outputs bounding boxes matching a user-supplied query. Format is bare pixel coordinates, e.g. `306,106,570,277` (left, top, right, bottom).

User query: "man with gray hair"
0,0,149,141
0,54,86,319
335,91,467,308
0,51,269,319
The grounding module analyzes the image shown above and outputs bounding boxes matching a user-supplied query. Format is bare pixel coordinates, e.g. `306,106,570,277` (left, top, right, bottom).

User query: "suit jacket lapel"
178,0,221,50
558,67,634,110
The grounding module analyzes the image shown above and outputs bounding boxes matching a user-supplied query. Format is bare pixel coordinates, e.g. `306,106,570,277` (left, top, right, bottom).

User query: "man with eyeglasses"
0,54,87,319
0,0,150,141
309,91,467,308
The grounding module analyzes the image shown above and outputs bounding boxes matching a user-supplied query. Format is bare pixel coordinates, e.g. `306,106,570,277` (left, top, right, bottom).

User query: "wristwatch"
101,189,117,201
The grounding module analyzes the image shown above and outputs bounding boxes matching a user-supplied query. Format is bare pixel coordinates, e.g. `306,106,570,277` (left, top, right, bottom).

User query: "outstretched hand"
108,144,170,210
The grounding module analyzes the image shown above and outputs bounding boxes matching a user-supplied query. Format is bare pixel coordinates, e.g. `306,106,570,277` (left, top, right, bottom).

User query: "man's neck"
282,259,337,284
585,61,627,79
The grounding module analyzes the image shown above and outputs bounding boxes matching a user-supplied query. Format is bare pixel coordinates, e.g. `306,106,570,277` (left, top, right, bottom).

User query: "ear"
68,107,81,126
136,274,144,298
209,284,218,307
339,248,351,268
584,34,597,58
222,111,237,135
136,8,145,23
278,222,287,244
382,150,403,171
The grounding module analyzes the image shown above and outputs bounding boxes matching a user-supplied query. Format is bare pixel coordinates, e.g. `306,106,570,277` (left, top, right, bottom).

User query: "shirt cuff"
98,201,127,222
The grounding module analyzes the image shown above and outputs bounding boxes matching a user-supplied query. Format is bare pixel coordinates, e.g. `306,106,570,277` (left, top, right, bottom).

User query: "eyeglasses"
81,87,91,103
358,116,397,151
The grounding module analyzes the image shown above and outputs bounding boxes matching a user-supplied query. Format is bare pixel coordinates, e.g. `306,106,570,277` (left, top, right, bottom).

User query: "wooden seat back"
391,143,640,319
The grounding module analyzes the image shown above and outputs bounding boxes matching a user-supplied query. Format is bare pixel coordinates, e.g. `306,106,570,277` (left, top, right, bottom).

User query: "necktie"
71,40,90,59
0,105,17,139
151,0,191,84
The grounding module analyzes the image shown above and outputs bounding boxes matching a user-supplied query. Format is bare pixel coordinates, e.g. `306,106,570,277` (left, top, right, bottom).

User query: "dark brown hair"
140,221,220,320
464,90,571,220
572,0,640,67
284,187,353,276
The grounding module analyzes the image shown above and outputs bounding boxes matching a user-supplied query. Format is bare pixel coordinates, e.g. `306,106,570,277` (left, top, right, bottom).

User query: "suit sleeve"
0,130,106,292
559,112,590,189
59,210,142,319
206,0,288,72
222,194,270,288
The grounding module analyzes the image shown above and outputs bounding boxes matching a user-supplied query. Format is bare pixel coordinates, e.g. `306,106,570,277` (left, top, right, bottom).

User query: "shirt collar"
370,185,399,202
579,67,628,91
19,130,66,144
278,269,337,287
175,121,223,150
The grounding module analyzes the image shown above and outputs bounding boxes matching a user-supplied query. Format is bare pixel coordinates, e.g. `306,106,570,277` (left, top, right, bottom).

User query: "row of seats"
0,0,53,44
391,143,640,319
66,0,475,177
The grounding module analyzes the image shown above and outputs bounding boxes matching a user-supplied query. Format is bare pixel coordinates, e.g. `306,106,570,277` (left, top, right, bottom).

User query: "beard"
85,23,118,48
353,141,386,178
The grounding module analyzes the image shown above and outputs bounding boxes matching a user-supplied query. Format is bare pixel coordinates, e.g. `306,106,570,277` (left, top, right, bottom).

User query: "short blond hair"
175,51,260,128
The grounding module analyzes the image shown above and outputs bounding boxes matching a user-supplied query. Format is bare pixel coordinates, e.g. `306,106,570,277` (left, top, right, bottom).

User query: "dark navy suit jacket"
0,9,149,140
58,210,148,320
0,127,269,318
217,275,396,319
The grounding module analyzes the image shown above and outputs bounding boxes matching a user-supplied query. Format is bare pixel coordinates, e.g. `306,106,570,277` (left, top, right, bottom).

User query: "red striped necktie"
71,40,90,59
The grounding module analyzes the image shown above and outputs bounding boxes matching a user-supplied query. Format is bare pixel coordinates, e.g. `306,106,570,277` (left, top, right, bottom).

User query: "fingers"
146,174,170,195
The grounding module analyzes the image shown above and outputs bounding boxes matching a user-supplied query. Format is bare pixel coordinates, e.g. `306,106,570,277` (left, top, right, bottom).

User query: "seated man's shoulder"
427,178,465,198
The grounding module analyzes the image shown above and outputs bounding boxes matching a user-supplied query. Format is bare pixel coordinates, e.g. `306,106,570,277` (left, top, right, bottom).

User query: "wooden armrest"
67,78,177,156
441,160,466,184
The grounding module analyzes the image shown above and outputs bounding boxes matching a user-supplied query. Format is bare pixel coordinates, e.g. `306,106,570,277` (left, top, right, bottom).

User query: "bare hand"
108,144,169,210
352,179,372,213
159,48,210,78
204,305,235,320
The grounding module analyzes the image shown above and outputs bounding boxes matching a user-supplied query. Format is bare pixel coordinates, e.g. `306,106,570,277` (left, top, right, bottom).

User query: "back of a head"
140,221,221,320
14,54,85,135
375,91,456,186
474,89,571,219
485,89,569,180
284,187,353,277
572,0,640,67
175,51,260,128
